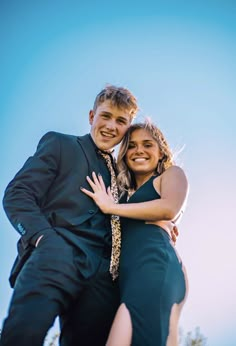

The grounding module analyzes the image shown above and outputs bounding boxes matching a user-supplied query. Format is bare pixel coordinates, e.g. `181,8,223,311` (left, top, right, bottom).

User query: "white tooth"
134,158,146,162
102,132,113,138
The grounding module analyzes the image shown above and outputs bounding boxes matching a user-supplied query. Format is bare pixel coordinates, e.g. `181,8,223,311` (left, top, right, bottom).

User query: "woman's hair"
116,119,174,191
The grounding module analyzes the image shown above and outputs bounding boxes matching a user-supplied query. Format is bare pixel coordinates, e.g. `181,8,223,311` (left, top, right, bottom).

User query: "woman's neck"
134,172,155,190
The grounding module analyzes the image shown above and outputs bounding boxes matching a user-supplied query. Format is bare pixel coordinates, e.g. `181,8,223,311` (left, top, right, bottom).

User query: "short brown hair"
93,84,138,119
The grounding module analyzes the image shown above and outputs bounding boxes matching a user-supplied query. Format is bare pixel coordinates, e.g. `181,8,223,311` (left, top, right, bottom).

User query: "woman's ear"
156,154,166,174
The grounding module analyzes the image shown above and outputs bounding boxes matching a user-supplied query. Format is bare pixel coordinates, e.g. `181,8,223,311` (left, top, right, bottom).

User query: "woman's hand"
80,172,115,214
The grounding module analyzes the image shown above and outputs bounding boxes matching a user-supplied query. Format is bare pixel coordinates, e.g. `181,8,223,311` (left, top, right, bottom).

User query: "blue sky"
1,1,236,345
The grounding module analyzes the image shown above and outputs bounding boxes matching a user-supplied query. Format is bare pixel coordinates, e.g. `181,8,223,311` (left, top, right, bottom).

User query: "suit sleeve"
3,131,61,247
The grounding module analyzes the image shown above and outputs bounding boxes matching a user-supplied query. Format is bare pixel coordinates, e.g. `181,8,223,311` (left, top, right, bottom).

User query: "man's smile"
101,131,115,138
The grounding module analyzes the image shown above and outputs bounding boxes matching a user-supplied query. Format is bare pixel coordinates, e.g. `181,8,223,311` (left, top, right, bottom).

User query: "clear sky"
1,1,236,345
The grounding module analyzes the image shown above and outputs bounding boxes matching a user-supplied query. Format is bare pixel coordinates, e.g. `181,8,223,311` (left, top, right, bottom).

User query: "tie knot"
98,150,115,168
97,148,114,156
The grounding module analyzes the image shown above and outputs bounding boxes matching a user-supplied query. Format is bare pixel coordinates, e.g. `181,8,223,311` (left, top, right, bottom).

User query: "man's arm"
146,220,179,244
3,132,60,247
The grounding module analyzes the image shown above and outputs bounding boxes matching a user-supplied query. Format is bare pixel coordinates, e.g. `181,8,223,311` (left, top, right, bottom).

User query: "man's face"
89,100,132,151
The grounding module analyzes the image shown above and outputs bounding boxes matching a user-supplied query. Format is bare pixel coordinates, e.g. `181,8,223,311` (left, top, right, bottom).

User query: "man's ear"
89,110,94,125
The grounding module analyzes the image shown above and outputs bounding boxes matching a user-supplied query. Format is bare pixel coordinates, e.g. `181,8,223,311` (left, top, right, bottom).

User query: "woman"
81,120,189,345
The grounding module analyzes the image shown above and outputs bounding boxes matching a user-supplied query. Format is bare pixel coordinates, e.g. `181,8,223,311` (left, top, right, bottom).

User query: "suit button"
88,210,95,214
17,223,26,235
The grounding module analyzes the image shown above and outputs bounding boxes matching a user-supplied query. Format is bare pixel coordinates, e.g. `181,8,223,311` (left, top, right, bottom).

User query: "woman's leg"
106,303,132,346
166,264,189,346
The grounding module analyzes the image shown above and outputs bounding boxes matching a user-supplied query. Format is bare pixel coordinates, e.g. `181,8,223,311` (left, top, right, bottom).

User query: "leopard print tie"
98,151,121,280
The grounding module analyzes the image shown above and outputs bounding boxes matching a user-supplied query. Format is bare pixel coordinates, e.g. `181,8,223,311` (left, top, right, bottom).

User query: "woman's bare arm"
81,166,189,221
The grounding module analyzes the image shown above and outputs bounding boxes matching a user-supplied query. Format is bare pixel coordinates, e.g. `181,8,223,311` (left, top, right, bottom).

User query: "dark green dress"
119,176,188,346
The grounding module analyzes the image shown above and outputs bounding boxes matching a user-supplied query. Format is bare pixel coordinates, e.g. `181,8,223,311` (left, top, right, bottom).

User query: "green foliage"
180,327,207,346
46,332,59,346
46,327,207,345
1,325,208,345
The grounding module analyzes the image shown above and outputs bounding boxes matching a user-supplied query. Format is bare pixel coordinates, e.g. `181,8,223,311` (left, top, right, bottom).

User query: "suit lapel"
77,134,99,174
77,134,113,188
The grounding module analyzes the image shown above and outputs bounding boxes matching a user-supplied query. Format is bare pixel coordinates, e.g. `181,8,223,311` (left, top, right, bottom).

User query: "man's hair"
93,84,139,119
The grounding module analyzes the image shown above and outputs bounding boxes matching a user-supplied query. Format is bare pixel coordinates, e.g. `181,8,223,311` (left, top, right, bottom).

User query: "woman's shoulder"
161,166,188,190
155,165,187,182
164,165,185,174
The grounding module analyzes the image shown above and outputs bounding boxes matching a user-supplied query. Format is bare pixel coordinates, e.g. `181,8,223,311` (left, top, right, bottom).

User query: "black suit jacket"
3,132,110,287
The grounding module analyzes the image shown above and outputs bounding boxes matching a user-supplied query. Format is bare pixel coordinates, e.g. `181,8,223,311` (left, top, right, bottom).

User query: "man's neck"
89,134,114,154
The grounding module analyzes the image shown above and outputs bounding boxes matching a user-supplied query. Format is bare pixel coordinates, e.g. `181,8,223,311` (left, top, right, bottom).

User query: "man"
1,85,177,345
0,85,137,346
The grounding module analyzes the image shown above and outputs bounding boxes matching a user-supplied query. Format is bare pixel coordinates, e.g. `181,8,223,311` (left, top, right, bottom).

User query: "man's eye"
117,119,126,125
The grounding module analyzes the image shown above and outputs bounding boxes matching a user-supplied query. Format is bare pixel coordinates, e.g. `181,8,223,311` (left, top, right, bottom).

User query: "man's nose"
106,119,116,130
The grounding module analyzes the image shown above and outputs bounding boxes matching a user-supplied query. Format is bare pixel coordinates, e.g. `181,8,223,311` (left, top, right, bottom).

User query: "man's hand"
35,235,44,247
170,224,179,244
146,220,179,244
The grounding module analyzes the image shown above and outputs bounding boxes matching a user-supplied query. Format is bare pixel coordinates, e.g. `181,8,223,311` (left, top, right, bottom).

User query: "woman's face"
125,128,162,176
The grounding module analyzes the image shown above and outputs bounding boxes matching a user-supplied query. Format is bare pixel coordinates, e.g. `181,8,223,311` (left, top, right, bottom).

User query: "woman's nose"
135,146,144,153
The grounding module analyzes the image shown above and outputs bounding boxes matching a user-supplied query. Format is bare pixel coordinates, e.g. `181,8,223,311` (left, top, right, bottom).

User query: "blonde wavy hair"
116,119,174,191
